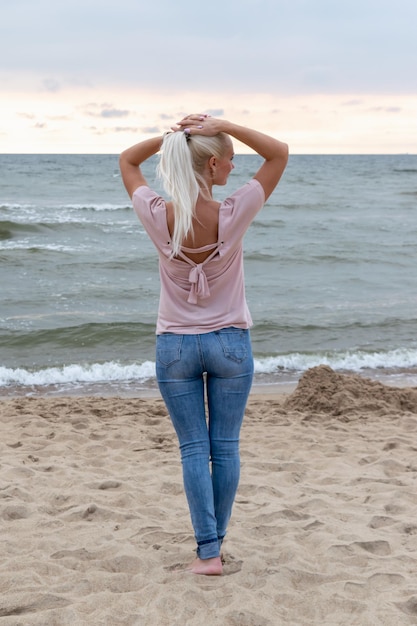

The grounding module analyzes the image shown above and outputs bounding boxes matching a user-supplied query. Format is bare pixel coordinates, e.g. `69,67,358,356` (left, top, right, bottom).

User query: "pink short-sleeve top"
132,179,265,334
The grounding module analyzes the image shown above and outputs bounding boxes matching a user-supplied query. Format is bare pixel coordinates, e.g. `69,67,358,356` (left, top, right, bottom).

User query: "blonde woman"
120,114,288,575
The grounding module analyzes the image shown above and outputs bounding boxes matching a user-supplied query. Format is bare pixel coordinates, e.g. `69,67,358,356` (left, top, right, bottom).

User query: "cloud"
88,125,140,134
83,103,131,118
369,106,402,113
206,109,225,117
342,100,363,107
100,109,130,118
41,78,61,93
114,126,140,133
18,112,36,119
141,126,161,134
47,114,72,121
2,0,416,96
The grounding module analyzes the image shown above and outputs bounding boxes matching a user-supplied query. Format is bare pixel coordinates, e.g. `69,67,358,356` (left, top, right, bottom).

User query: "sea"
1,153,417,397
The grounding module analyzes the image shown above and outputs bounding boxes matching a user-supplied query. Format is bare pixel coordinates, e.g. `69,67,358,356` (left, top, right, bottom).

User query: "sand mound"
284,365,417,417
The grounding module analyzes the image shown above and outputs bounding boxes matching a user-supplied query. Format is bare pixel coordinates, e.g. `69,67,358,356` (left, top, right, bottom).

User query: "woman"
120,114,288,575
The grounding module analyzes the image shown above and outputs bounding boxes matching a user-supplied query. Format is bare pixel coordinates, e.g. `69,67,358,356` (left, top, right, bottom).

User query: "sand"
1,365,417,626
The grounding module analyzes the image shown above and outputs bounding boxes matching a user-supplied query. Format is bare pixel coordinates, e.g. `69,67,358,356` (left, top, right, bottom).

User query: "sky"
1,0,416,154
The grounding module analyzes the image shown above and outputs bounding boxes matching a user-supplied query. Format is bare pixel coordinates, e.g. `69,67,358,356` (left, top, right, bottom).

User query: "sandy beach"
1,365,417,625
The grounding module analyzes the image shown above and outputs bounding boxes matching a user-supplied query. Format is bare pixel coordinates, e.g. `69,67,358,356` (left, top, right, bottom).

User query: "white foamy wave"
0,241,77,252
254,347,417,374
58,203,130,212
0,203,35,210
2,348,417,389
0,361,156,387
1,202,128,212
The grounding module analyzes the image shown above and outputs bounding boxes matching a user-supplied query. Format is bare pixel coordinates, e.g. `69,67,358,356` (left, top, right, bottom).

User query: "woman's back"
133,180,265,333
166,196,221,264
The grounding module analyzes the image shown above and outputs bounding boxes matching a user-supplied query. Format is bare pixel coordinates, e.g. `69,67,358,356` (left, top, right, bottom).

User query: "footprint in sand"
51,548,96,561
86,480,122,490
0,594,70,617
2,505,31,520
396,596,417,616
344,573,405,598
329,540,391,558
402,523,417,535
225,610,272,625
367,572,405,590
368,515,396,529
353,540,392,556
222,554,243,575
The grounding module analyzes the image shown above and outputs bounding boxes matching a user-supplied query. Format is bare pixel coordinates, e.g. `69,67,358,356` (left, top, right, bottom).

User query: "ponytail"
157,130,229,256
157,132,198,256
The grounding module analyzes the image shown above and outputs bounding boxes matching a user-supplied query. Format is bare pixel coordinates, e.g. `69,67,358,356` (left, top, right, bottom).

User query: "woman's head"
159,130,232,185
157,130,233,255
186,132,232,179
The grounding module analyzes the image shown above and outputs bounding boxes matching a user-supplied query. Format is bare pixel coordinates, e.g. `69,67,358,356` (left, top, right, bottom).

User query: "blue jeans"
156,327,254,560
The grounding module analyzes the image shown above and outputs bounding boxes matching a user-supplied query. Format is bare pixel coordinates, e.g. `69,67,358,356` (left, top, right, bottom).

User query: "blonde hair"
157,131,229,256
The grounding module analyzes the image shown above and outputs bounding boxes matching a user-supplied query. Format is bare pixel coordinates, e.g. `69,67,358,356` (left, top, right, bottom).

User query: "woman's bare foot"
187,556,223,576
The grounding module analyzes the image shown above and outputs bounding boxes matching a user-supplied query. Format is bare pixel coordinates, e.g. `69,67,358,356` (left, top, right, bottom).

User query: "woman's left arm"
119,136,163,198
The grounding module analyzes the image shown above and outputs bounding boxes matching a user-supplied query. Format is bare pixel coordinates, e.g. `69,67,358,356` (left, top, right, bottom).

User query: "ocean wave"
0,241,77,252
254,348,417,373
0,203,35,211
0,202,130,212
0,361,156,387
1,322,156,349
0,220,41,239
0,211,131,229
2,348,417,388
58,203,131,212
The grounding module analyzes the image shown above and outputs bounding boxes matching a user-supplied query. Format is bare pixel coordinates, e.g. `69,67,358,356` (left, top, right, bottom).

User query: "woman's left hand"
172,113,225,137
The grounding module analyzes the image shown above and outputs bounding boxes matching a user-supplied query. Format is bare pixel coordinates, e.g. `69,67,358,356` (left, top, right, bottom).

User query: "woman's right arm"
119,135,163,199
174,116,289,200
